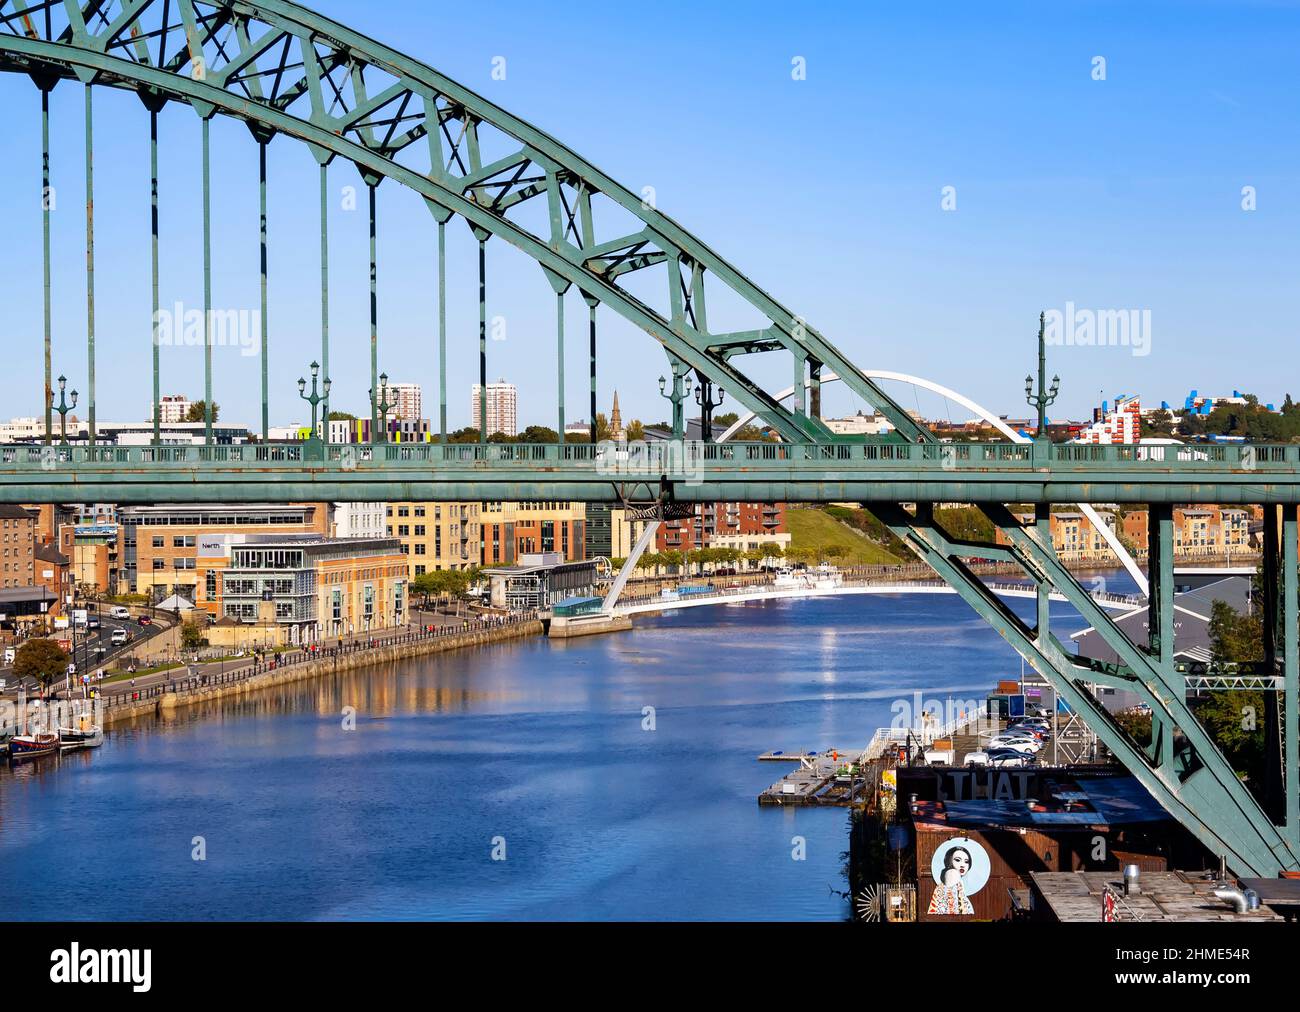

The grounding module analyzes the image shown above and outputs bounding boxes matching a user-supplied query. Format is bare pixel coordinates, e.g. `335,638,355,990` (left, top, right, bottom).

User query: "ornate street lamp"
1025,312,1059,443
369,372,395,443
657,364,693,440
695,379,725,443
297,360,331,446
54,374,79,446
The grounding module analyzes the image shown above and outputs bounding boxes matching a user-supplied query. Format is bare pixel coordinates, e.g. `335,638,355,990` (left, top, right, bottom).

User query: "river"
0,580,1126,920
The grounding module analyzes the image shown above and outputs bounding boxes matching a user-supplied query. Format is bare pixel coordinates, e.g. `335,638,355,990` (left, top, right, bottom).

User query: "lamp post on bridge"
54,374,78,446
297,360,330,455
695,380,725,443
658,364,692,440
1025,312,1059,443
369,372,394,444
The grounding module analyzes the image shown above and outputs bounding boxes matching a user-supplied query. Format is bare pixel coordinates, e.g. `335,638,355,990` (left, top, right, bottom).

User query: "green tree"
14,638,70,693
185,400,219,423
1208,600,1263,663
180,620,207,651
625,419,645,442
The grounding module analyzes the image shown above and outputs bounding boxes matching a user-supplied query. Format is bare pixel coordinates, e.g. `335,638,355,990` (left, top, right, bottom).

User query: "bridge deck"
1,440,1297,503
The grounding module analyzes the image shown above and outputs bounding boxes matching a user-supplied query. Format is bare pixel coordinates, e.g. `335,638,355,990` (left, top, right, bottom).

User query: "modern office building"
120,503,331,601
386,502,481,576
332,502,388,540
210,534,407,643
470,379,518,437
482,552,599,611
480,501,585,565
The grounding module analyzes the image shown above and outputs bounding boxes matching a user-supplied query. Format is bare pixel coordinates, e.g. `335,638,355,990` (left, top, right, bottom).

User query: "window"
414,525,426,536
205,571,217,597
414,565,426,575
152,536,164,548
415,544,426,556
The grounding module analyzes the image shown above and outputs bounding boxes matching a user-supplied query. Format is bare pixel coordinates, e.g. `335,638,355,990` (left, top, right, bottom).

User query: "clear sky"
1,0,1297,432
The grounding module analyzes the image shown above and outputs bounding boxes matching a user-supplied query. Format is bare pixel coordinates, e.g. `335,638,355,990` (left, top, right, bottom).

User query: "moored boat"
9,732,59,760
58,720,103,750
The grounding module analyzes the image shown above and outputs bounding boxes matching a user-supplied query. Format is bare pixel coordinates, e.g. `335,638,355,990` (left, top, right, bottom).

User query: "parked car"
986,750,1031,768
987,736,1041,754
965,750,990,767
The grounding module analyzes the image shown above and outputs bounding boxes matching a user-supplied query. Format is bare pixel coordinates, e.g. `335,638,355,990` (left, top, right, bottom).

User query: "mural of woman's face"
949,848,971,876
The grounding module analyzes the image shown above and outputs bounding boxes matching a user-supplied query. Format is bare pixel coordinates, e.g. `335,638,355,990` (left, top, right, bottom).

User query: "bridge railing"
1,440,1295,472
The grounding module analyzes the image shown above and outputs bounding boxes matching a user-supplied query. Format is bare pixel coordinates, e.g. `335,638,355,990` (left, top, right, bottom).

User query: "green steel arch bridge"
2,0,1299,880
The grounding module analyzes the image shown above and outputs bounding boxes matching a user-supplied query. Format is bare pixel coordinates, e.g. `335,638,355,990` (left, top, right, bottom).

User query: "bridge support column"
870,500,1299,877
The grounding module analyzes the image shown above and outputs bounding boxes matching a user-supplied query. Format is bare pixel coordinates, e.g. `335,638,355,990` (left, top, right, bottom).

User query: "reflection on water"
0,586,1106,921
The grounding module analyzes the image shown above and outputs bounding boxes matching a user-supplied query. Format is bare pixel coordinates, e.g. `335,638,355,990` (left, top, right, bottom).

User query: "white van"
111,627,129,646
110,605,131,620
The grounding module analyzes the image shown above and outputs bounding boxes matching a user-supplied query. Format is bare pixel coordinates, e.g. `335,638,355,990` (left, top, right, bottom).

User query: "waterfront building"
480,501,585,565
0,504,36,590
610,501,785,557
35,542,71,616
332,502,388,539
481,552,598,611
386,502,481,576
470,379,518,437
608,503,788,567
121,503,330,602
210,534,407,644
1121,506,1253,558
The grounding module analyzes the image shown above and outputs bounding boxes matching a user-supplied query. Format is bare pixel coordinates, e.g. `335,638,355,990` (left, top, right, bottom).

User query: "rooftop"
1030,870,1285,922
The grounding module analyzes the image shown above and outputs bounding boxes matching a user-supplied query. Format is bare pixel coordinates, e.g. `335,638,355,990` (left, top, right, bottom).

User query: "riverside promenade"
94,614,542,728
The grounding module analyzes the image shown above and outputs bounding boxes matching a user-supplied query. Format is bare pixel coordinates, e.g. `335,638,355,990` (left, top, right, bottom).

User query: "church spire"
610,390,624,441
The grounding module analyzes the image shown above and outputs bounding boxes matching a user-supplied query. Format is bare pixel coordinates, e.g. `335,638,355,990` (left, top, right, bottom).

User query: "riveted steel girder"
872,500,1300,877
0,0,931,445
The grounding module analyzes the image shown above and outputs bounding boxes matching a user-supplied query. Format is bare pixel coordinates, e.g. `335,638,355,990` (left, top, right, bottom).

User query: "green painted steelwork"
3,0,1300,882
0,0,930,445
1,440,1298,506
874,501,1300,878
83,82,96,445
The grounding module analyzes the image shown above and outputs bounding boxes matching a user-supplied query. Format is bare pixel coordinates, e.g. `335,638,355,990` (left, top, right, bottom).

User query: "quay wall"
101,620,543,728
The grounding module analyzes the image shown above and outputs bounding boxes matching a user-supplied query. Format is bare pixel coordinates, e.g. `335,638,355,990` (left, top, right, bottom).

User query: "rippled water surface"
0,586,1109,920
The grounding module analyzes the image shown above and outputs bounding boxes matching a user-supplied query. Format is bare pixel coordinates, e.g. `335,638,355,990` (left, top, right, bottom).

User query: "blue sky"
1,0,1297,431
